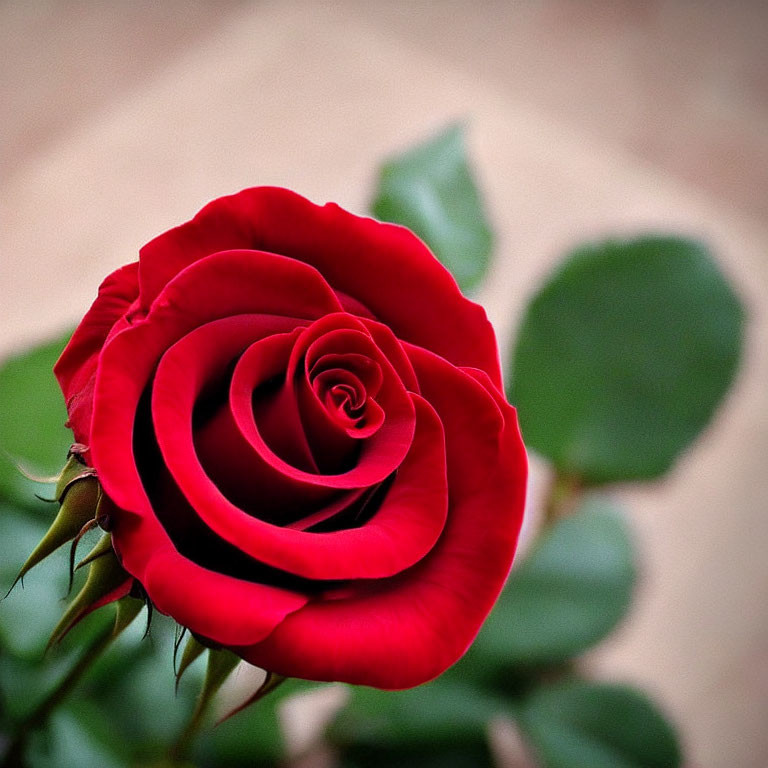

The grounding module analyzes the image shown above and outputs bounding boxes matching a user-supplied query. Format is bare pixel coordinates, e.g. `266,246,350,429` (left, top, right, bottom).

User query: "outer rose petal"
236,352,527,688
91,246,344,517
138,187,501,387
54,262,139,443
89,250,348,644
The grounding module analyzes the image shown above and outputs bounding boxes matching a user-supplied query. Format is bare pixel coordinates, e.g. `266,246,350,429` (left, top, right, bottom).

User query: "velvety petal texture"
54,262,139,444
55,186,527,688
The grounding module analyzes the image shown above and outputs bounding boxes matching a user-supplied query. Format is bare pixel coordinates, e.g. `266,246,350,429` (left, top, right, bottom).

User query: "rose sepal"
198,648,241,711
74,531,114,571
173,631,288,722
175,634,207,691
9,449,100,592
46,534,133,648
170,647,241,759
112,594,145,637
52,444,94,499
216,670,287,725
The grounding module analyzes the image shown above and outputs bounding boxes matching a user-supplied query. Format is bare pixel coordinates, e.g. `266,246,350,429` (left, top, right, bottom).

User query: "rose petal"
227,316,416,491
151,318,445,580
138,187,501,386
91,249,346,643
92,246,343,513
285,315,408,471
190,327,333,515
359,318,420,394
235,349,526,688
54,262,139,443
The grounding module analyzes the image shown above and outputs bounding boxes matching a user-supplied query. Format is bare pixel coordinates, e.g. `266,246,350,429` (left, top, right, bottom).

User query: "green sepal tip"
112,595,145,638
10,473,100,592
47,543,131,649
217,670,287,725
178,648,241,733
75,531,114,571
175,634,208,691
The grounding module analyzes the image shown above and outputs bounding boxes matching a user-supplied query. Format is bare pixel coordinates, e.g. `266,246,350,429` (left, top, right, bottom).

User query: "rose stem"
0,620,115,768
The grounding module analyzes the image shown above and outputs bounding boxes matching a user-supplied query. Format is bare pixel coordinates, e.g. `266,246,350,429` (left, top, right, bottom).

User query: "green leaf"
0,333,72,509
471,498,635,669
331,679,501,767
330,679,507,751
371,122,493,294
0,651,74,723
516,680,682,768
25,709,129,768
338,743,492,768
509,236,744,484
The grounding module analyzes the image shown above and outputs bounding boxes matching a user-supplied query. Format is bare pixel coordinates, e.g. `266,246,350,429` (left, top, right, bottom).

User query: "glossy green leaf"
471,498,635,669
509,236,744,484
371,122,493,294
517,680,682,768
0,333,72,509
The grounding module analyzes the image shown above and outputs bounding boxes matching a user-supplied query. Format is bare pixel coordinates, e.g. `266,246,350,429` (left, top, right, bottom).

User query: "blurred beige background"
1,2,767,766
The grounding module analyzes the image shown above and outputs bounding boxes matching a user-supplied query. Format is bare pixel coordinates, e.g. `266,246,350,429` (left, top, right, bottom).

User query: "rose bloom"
54,187,527,689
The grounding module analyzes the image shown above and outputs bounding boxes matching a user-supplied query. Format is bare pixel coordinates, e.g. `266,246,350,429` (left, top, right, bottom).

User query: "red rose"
54,187,527,689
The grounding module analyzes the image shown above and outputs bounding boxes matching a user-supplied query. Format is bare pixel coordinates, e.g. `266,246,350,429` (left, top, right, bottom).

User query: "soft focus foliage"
1,124,746,766
510,236,744,483
517,681,682,768
468,498,635,669
371,122,493,294
0,335,72,509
